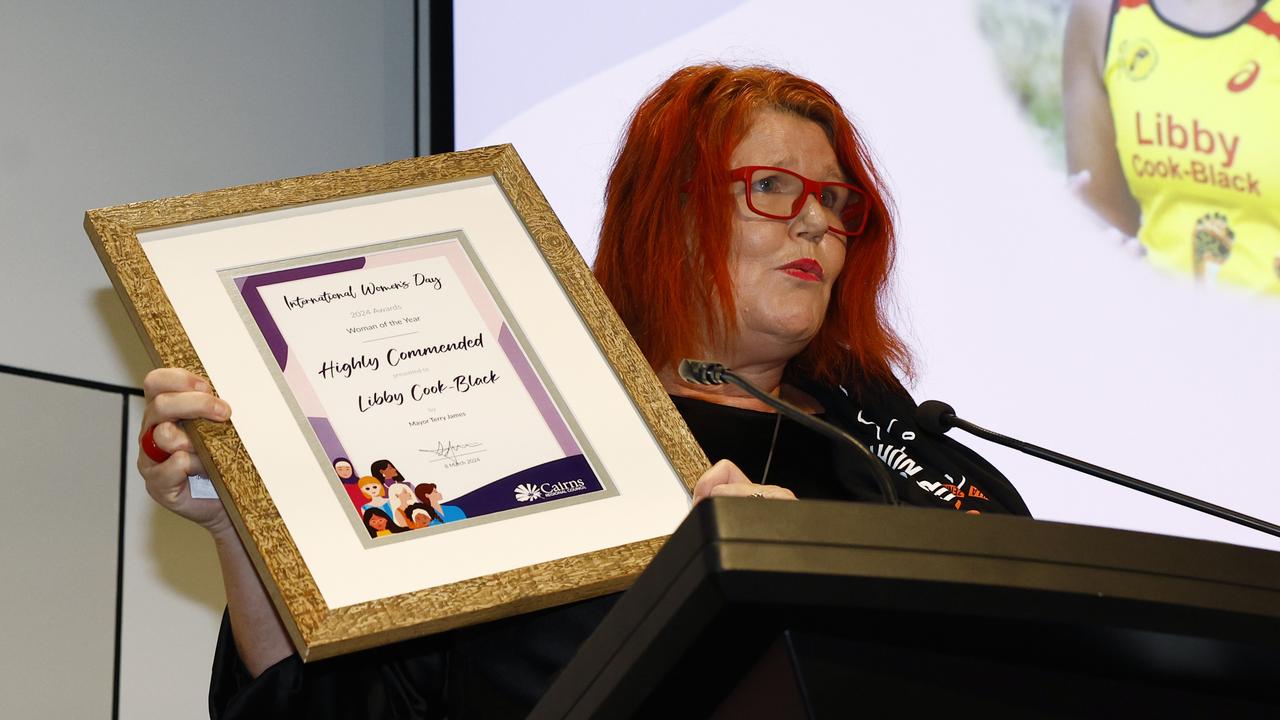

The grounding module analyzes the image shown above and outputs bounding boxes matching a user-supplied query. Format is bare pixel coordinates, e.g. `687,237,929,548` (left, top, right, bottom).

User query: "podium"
533,498,1280,718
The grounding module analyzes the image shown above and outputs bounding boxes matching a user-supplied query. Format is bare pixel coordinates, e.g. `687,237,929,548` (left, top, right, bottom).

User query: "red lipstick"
779,258,824,282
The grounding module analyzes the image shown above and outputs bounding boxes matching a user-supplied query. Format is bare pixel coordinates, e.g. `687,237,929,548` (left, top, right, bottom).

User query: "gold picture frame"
86,145,706,661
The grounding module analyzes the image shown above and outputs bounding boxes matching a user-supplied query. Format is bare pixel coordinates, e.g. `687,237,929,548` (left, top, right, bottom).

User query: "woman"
138,64,1026,718
417,483,468,525
403,504,437,530
1064,0,1279,291
357,476,393,519
361,507,404,539
333,456,369,510
332,457,355,482
598,65,1027,513
403,485,444,529
370,459,406,486
386,482,417,529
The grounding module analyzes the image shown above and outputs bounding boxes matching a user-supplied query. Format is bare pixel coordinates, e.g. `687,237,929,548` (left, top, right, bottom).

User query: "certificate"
86,146,706,660
223,233,614,545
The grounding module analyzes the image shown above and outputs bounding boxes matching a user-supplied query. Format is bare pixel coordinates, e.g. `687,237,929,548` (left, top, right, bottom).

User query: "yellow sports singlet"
1105,0,1280,293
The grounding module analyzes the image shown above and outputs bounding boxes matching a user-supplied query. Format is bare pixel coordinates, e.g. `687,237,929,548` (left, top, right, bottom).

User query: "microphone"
677,359,726,386
914,399,1280,540
914,399,957,435
678,359,899,505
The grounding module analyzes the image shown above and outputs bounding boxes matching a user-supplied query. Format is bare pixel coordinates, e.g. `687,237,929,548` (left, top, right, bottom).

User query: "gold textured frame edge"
85,145,708,661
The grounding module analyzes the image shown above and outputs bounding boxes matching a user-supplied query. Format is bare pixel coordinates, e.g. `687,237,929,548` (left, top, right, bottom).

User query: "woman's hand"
142,368,293,675
692,459,797,504
139,368,233,536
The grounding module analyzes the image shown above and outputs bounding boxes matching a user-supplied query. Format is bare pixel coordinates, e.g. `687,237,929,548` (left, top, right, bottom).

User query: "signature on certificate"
422,440,485,462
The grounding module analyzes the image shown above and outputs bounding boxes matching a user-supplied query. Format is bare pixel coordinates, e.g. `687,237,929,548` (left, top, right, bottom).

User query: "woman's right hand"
692,459,798,504
139,368,233,535
142,370,294,674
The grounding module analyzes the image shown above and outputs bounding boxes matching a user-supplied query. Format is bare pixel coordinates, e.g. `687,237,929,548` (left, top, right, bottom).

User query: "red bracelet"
141,425,172,464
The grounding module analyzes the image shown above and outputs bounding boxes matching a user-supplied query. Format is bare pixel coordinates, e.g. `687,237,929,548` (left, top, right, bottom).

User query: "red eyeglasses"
729,166,869,237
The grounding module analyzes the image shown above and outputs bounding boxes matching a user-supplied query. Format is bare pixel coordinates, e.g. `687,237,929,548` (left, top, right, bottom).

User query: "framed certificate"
86,146,705,660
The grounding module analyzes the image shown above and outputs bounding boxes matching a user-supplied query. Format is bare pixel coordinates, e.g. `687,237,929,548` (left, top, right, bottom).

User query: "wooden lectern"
533,498,1280,718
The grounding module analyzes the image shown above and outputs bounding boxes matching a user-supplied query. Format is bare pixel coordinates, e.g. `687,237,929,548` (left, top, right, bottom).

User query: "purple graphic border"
237,256,367,370
497,324,580,456
308,416,355,482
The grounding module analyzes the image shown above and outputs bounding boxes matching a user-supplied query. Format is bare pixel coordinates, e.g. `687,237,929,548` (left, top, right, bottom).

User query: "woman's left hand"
692,459,798,504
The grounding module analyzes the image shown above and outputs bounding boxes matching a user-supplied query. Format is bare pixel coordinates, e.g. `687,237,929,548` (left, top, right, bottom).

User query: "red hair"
595,64,912,390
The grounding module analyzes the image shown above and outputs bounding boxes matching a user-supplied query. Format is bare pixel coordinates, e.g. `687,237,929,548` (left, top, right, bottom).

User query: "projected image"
455,0,1280,552
982,0,1279,294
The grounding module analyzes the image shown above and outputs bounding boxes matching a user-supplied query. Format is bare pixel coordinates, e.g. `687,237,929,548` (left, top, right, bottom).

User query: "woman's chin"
738,319,823,354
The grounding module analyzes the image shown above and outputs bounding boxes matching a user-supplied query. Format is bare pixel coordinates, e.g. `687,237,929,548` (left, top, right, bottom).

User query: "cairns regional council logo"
514,483,542,502
514,479,588,503
1119,38,1158,81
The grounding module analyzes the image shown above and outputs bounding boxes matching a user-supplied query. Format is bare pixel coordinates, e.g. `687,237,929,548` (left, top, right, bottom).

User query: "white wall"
0,375,121,719
117,393,228,718
0,0,415,387
0,1,418,716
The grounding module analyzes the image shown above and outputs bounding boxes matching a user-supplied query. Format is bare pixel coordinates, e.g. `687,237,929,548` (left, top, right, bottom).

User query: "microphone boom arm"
950,415,1280,540
715,368,901,506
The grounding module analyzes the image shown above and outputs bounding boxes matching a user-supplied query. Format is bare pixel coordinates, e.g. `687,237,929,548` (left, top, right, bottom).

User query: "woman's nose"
791,193,829,240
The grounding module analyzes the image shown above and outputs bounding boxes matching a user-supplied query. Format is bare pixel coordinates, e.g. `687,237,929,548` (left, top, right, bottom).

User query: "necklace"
760,411,782,485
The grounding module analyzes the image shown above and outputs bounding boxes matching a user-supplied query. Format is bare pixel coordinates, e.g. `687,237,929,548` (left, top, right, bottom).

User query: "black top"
209,379,1030,718
673,378,1029,516
672,395,845,500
